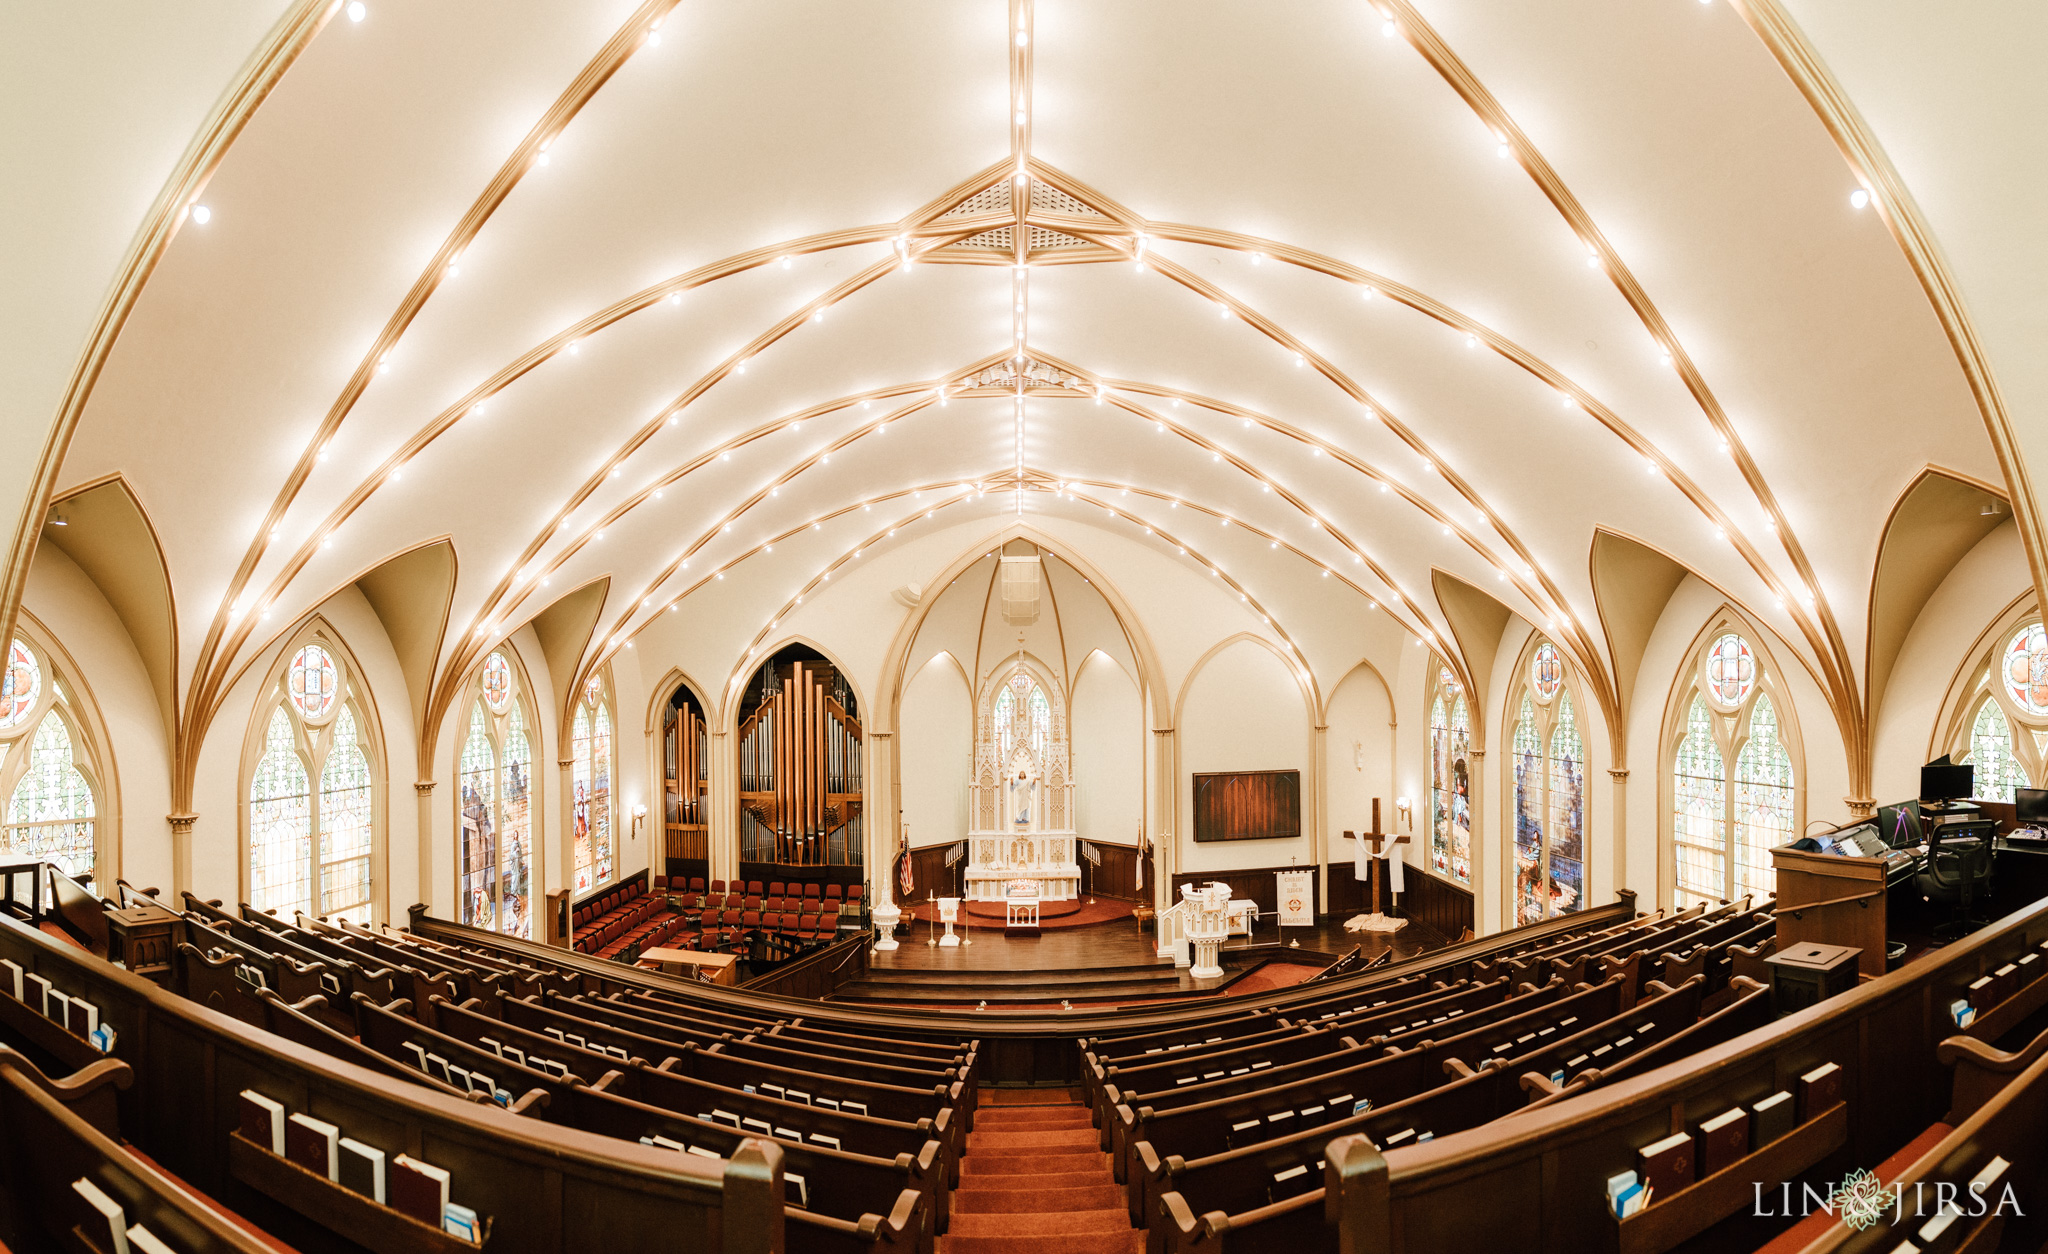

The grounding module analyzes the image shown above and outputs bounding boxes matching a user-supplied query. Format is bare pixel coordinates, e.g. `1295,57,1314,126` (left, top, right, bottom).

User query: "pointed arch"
0,610,120,885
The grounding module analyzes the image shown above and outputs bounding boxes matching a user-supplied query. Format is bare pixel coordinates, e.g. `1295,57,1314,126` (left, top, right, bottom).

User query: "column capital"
414,780,436,796
1843,796,1877,818
1607,768,1631,781
167,812,198,835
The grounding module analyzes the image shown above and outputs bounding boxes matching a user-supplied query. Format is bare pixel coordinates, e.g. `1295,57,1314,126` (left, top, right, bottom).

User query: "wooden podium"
1770,842,1889,982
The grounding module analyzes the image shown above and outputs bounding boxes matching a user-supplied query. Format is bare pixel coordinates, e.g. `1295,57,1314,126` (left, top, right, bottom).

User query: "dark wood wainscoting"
1083,842,1145,901
904,844,966,899
739,933,869,998
665,822,709,863
662,857,709,885
734,861,865,891
1405,863,1476,939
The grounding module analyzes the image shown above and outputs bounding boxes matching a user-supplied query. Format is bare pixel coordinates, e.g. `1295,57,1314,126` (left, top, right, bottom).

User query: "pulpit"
1180,881,1233,978
936,896,961,947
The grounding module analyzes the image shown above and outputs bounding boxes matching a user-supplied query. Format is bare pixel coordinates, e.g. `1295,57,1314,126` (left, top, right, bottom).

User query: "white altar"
963,663,1082,903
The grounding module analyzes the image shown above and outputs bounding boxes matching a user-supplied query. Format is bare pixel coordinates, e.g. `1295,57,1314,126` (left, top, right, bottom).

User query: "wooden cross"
1346,798,1412,915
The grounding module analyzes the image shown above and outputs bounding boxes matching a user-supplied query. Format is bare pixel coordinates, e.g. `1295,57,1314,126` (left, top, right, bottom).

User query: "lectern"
1770,841,1889,981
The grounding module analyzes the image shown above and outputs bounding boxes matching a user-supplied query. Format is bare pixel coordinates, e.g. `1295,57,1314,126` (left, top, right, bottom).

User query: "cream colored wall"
19,544,171,891
1072,650,1145,851
1177,637,1315,874
1324,661,1395,876
900,653,971,850
1871,522,2031,797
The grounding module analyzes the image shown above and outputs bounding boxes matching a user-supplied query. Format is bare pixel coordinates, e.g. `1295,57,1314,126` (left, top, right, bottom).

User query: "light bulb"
190,205,211,224
346,1,366,20
1849,188,1870,210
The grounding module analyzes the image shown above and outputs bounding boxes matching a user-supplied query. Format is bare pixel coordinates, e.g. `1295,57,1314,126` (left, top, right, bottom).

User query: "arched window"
1509,642,1586,925
456,651,536,937
246,638,378,923
1951,620,2048,803
0,636,103,881
572,674,614,892
1427,664,1471,884
1668,628,1797,910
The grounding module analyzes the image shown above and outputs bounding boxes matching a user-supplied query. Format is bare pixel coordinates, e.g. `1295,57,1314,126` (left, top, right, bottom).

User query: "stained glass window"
459,708,497,931
318,708,372,923
1672,696,1726,910
1547,692,1585,920
1968,701,2029,803
1447,695,1471,883
250,641,378,921
573,693,614,893
1734,695,1794,899
1028,685,1051,759
2003,623,2048,716
1513,698,1543,926
4,710,95,878
1705,634,1755,707
993,686,1015,761
249,707,312,915
573,706,594,892
1429,696,1452,878
481,652,512,713
0,639,40,730
1531,643,1563,702
288,645,338,720
500,707,533,939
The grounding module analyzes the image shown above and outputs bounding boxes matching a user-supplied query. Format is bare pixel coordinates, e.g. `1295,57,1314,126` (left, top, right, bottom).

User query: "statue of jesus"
1007,747,1037,829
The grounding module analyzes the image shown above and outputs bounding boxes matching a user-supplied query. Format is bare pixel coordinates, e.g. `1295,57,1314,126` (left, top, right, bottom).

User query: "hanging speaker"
999,556,1041,625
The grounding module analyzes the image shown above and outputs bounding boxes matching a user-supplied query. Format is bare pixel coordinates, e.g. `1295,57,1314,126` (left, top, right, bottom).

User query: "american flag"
897,836,914,897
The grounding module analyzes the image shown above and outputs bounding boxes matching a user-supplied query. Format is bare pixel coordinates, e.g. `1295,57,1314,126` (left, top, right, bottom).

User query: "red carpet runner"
942,1095,1143,1254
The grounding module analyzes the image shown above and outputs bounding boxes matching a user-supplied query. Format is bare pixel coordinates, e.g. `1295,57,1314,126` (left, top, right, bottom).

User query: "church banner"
1276,870,1314,927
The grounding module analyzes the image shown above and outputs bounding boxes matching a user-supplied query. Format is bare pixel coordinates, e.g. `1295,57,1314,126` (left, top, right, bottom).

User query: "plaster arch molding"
641,663,721,736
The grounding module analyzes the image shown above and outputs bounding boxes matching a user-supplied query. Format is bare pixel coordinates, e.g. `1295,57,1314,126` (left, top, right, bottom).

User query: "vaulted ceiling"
22,0,2019,780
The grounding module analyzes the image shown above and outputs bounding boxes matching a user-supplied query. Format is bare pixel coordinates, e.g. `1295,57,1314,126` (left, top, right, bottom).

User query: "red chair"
653,875,669,891
709,879,726,895
824,884,844,902
803,884,822,901
768,882,786,897
689,876,706,893
745,880,764,897
847,885,864,907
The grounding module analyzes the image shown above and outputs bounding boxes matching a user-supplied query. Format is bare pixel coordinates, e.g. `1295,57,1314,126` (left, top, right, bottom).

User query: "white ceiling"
10,0,2030,748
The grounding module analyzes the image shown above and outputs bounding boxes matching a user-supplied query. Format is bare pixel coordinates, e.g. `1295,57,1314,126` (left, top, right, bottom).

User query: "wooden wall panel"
1083,842,1145,901
1192,770,1302,842
1171,864,1318,917
1405,864,1476,940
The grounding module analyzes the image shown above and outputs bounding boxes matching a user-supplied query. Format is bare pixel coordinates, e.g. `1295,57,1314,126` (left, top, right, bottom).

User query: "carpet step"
947,1211,1134,1236
975,1113,1093,1129
967,1128,1099,1150
942,1234,1142,1254
961,1151,1104,1174
956,1170,1108,1190
955,1185,1125,1214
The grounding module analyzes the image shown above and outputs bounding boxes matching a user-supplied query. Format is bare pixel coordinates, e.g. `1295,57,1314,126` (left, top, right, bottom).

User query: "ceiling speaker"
1000,556,1041,625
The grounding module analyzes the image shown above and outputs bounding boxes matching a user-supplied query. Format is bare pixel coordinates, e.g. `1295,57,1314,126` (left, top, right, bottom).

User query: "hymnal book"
0,957,21,1000
1752,1091,1795,1145
286,1113,341,1181
238,1090,287,1155
1917,1203,1963,1252
544,1027,565,1041
784,1089,810,1105
26,972,53,1018
564,1034,586,1048
815,1097,840,1111
686,1146,721,1159
1994,964,2020,1004
774,1127,801,1141
740,1117,772,1136
711,1110,741,1128
761,1083,786,1099
1695,1108,1750,1177
401,1042,428,1072
647,1135,688,1152
49,990,71,1030
1966,975,1996,1012
468,1072,495,1096
1971,1155,2009,1193
126,1224,176,1254
1637,1131,1695,1200
478,1037,502,1055
786,1171,809,1207
1381,1128,1415,1147
1266,1111,1291,1125
809,1133,841,1150
447,1065,472,1093
70,998,99,1037
443,1202,480,1241
1230,1118,1260,1137
1798,1062,1844,1120
841,1100,867,1116
391,1155,451,1227
502,1046,526,1067
72,1177,130,1254
339,1137,386,1202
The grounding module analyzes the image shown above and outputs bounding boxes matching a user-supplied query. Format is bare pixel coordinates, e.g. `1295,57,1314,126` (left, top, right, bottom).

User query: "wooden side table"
1765,941,1860,1017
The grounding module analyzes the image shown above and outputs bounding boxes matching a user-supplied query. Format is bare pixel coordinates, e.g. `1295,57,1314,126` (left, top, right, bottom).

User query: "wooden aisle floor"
870,907,1446,972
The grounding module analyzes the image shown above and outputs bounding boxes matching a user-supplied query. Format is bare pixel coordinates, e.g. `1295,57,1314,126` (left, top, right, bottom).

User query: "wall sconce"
1394,797,1413,832
631,803,648,841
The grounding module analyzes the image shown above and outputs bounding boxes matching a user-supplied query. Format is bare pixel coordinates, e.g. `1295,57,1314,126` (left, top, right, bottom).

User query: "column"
1467,748,1489,933
1151,726,1177,917
708,729,735,884
558,757,576,894
1608,768,1630,904
414,782,436,919
866,729,896,887
167,813,196,901
1312,722,1329,914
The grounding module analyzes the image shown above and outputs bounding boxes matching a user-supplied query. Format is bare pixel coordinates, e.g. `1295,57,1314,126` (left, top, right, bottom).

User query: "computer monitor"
2017,787,2048,826
1921,756,1974,802
1876,802,1922,848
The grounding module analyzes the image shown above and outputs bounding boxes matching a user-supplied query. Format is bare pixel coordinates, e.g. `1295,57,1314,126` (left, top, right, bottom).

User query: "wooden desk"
639,946,738,985
1771,843,1889,981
